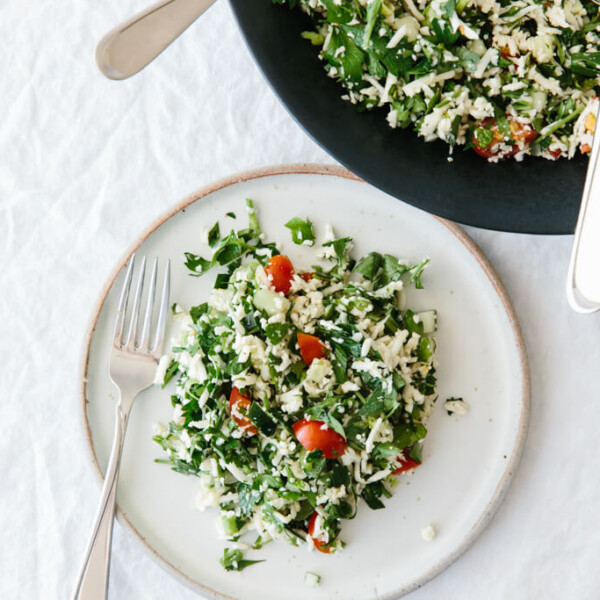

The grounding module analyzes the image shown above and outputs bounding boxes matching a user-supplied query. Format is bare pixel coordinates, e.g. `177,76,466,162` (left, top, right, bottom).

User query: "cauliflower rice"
275,0,599,160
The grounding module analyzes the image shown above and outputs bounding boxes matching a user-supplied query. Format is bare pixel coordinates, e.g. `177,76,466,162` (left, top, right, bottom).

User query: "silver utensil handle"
96,0,217,80
567,106,600,313
72,401,129,600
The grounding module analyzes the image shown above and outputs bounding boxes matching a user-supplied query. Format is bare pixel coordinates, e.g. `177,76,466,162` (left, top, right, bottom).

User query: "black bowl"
229,0,586,233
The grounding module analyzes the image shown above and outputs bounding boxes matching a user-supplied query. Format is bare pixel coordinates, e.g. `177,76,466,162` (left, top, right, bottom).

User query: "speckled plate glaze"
82,165,530,600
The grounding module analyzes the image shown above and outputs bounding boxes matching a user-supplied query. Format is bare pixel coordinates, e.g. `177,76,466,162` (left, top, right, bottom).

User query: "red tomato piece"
265,255,294,295
297,332,326,366
393,451,422,474
292,418,347,459
500,46,520,60
308,511,332,554
509,119,536,147
472,116,535,159
299,272,314,282
229,387,257,435
548,148,562,159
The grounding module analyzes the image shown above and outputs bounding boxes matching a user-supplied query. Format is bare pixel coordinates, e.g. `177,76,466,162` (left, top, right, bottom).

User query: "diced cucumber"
221,515,239,536
305,572,321,587
416,310,437,334
253,288,289,316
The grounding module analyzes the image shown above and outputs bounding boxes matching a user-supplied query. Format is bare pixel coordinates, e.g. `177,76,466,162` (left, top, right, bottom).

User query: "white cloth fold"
1,1,599,599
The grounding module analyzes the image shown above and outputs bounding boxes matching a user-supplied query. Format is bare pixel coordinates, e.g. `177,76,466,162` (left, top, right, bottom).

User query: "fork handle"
73,402,129,600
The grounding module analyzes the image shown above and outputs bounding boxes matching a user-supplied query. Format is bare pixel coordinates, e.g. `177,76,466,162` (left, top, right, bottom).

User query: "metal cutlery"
567,104,600,313
96,0,217,80
73,256,170,599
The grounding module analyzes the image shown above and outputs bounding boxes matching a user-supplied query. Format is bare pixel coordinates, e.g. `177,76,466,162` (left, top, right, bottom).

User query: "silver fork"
73,255,170,600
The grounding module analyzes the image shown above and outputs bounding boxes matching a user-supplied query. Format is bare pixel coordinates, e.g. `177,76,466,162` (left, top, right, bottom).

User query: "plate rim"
79,163,531,599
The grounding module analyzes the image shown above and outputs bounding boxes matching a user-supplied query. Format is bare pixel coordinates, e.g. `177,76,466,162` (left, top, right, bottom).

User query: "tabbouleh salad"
273,0,599,161
153,201,438,571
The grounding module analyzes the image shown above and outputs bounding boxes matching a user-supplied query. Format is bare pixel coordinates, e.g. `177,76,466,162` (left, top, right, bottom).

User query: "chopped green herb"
220,548,265,572
285,217,316,246
207,222,220,248
275,0,599,161
154,200,438,570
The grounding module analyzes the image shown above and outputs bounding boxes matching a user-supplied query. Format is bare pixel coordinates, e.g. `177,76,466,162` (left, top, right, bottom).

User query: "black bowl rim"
228,0,588,235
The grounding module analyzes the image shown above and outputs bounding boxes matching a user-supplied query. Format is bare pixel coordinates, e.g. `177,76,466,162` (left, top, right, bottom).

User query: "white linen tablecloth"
1,1,599,598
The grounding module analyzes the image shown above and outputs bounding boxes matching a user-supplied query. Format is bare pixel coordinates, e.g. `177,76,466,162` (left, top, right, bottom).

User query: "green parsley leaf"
331,345,348,383
265,323,291,344
220,548,265,572
302,450,327,478
208,222,220,248
238,483,262,517
408,442,423,463
321,0,354,24
363,0,382,48
382,254,410,285
354,252,383,281
408,258,430,289
246,198,261,237
189,302,209,323
393,422,427,449
184,252,212,276
162,360,179,388
570,52,600,78
404,309,424,335
285,217,316,246
361,482,386,510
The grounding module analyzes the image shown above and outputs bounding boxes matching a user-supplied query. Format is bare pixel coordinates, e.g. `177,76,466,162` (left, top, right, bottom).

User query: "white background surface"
1,1,599,599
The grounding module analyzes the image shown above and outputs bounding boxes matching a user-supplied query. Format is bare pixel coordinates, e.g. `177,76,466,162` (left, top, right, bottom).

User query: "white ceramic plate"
82,165,529,600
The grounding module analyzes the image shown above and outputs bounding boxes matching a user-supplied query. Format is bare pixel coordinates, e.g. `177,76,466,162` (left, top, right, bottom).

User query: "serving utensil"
566,105,600,313
73,256,170,599
96,0,217,80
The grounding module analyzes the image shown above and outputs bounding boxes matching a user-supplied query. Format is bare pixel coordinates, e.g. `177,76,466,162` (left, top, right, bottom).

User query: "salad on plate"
153,200,438,572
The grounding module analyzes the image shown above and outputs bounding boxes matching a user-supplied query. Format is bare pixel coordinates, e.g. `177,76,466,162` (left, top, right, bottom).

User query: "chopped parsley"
274,0,600,160
285,216,316,246
154,202,438,570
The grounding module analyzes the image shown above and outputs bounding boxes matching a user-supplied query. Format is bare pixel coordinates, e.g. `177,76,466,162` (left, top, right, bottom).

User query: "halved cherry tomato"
308,511,332,553
549,148,562,160
472,117,535,159
393,452,422,474
229,387,257,434
265,255,294,295
300,272,314,282
297,332,326,366
293,419,347,459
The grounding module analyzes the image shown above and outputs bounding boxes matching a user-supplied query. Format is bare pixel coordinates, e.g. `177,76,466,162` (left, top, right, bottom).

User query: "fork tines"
113,255,170,356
